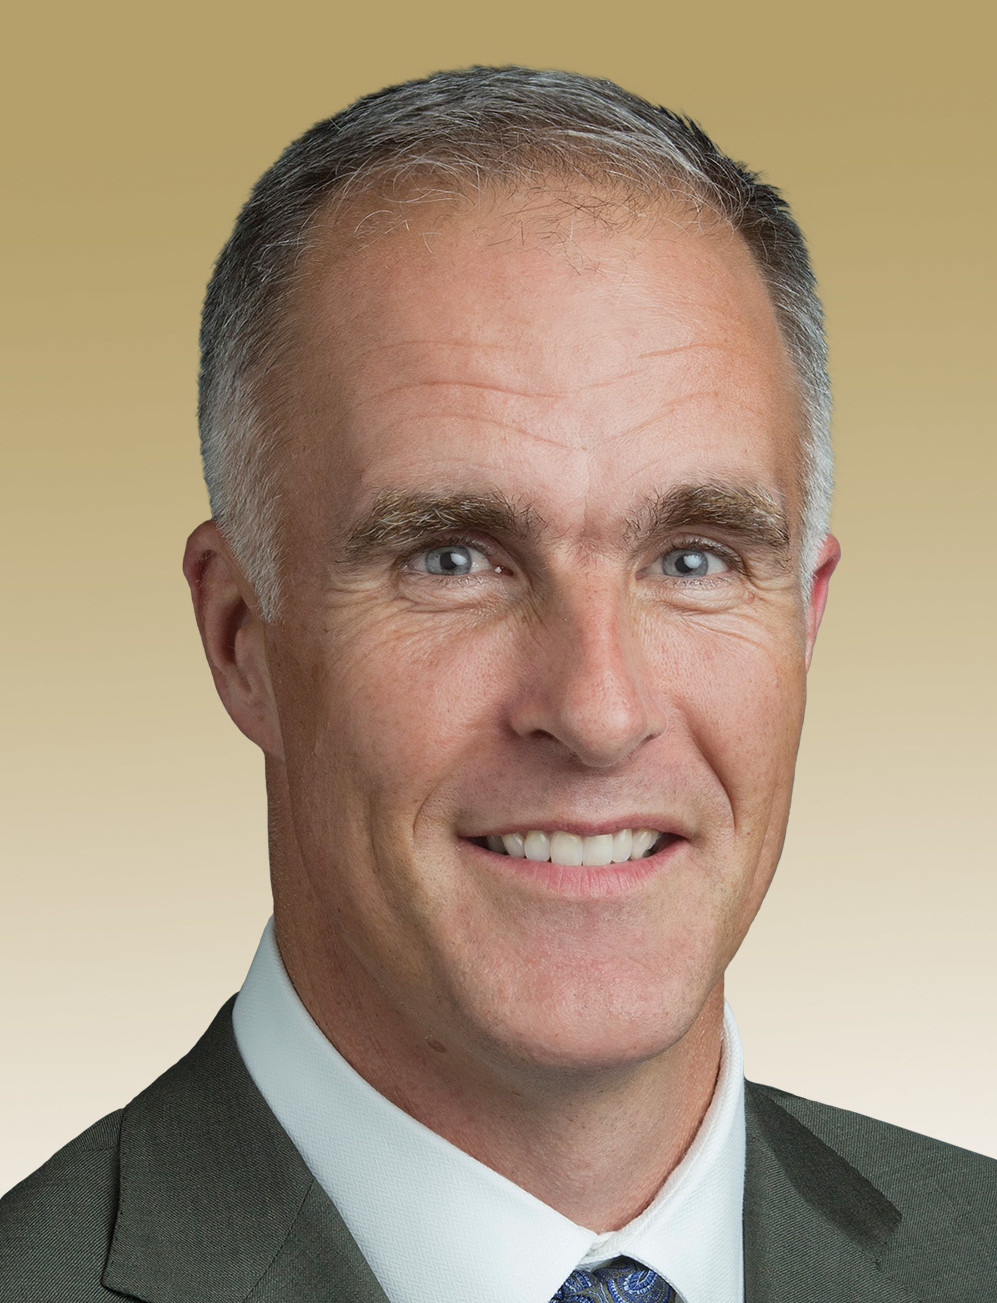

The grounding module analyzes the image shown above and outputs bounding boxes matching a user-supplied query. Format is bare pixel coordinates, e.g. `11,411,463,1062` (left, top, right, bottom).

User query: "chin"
458,970,723,1079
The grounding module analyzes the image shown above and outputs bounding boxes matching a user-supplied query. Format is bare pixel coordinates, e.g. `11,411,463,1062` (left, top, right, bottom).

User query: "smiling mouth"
472,828,675,867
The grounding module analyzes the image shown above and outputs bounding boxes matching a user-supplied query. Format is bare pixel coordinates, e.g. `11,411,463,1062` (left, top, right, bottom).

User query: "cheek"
663,632,806,951
659,619,807,813
274,609,513,816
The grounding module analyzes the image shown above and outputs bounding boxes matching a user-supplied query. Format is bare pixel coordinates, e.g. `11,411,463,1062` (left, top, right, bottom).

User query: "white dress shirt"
233,919,745,1303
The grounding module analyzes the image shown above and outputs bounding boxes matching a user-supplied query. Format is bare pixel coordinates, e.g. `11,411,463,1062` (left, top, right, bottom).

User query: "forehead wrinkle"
598,391,770,450
351,406,597,455
376,377,567,402
624,482,791,553
348,337,522,363
373,371,672,408
635,343,716,362
340,489,543,560
350,333,663,398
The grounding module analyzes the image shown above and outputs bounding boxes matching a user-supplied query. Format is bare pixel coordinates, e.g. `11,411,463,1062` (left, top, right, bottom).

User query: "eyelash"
659,536,745,577
400,535,503,576
399,533,744,583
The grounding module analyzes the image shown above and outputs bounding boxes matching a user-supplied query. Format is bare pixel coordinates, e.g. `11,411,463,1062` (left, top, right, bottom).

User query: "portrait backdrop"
3,0,993,1191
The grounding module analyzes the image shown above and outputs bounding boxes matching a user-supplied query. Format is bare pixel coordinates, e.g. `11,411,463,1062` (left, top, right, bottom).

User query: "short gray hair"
199,66,832,617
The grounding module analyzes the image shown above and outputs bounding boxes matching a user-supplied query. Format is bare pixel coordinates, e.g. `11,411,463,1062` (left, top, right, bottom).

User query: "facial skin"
186,190,838,1220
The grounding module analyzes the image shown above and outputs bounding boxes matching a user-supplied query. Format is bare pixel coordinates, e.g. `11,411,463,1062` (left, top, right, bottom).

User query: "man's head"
197,66,832,621
185,67,838,1100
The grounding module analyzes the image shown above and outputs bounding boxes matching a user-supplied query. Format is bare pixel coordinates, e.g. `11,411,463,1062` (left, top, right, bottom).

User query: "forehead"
302,187,783,356
282,188,804,538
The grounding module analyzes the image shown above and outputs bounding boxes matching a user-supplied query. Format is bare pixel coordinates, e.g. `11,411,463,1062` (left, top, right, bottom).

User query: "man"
2,66,994,1301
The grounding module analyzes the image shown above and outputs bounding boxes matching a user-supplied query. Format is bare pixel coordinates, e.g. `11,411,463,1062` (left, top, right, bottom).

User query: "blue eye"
659,547,729,578
414,544,490,576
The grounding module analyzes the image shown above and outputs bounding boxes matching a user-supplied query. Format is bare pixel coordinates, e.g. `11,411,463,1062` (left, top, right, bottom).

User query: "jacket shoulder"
0,1110,123,1301
0,1000,334,1303
750,1079,997,1202
746,1079,997,1292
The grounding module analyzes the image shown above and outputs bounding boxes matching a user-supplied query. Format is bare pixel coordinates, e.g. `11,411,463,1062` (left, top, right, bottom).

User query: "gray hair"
199,66,832,618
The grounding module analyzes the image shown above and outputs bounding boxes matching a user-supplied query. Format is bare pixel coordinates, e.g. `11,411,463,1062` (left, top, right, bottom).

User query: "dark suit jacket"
2,1000,995,1300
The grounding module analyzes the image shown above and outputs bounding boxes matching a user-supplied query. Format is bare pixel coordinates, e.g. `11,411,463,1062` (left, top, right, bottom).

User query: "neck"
274,898,725,1231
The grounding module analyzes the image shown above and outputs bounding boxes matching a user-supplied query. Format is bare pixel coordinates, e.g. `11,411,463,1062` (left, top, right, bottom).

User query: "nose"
507,584,665,769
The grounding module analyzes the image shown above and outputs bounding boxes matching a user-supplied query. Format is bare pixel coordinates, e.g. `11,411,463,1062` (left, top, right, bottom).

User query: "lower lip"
464,835,684,899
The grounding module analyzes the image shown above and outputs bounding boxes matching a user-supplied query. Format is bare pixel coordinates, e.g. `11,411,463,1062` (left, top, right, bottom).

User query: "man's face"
254,194,836,1078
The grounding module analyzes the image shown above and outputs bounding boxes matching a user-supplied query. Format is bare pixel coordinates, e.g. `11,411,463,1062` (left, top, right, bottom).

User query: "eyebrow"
340,490,541,561
624,482,792,555
338,480,792,564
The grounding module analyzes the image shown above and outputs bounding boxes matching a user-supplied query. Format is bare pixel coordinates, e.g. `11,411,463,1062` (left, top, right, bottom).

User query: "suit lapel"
246,1181,391,1303
102,1000,389,1303
98,1004,934,1302
744,1082,917,1303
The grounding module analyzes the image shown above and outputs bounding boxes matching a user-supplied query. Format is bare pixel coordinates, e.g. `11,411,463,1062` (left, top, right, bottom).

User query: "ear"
804,533,840,670
183,520,284,759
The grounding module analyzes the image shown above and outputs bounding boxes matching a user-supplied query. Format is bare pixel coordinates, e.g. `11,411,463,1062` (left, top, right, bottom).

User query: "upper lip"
462,818,688,839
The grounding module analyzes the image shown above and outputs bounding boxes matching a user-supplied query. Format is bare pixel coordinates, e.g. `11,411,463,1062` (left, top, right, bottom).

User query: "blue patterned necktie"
549,1257,675,1302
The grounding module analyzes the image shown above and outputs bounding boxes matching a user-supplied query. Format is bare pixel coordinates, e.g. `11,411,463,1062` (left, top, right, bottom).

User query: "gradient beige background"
3,0,994,1193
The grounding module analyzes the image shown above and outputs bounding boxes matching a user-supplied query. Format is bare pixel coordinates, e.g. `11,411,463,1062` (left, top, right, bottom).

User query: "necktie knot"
549,1256,674,1302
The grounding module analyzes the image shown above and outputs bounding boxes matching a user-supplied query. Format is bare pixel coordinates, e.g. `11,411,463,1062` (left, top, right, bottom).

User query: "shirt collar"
233,919,744,1303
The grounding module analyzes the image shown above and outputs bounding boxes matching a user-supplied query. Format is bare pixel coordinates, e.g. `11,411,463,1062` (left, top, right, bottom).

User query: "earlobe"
804,533,841,670
182,521,284,758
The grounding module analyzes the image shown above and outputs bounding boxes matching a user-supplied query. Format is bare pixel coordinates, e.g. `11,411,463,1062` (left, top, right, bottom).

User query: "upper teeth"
484,829,661,866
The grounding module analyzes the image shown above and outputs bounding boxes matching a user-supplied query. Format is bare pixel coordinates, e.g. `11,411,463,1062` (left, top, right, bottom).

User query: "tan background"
3,0,994,1193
